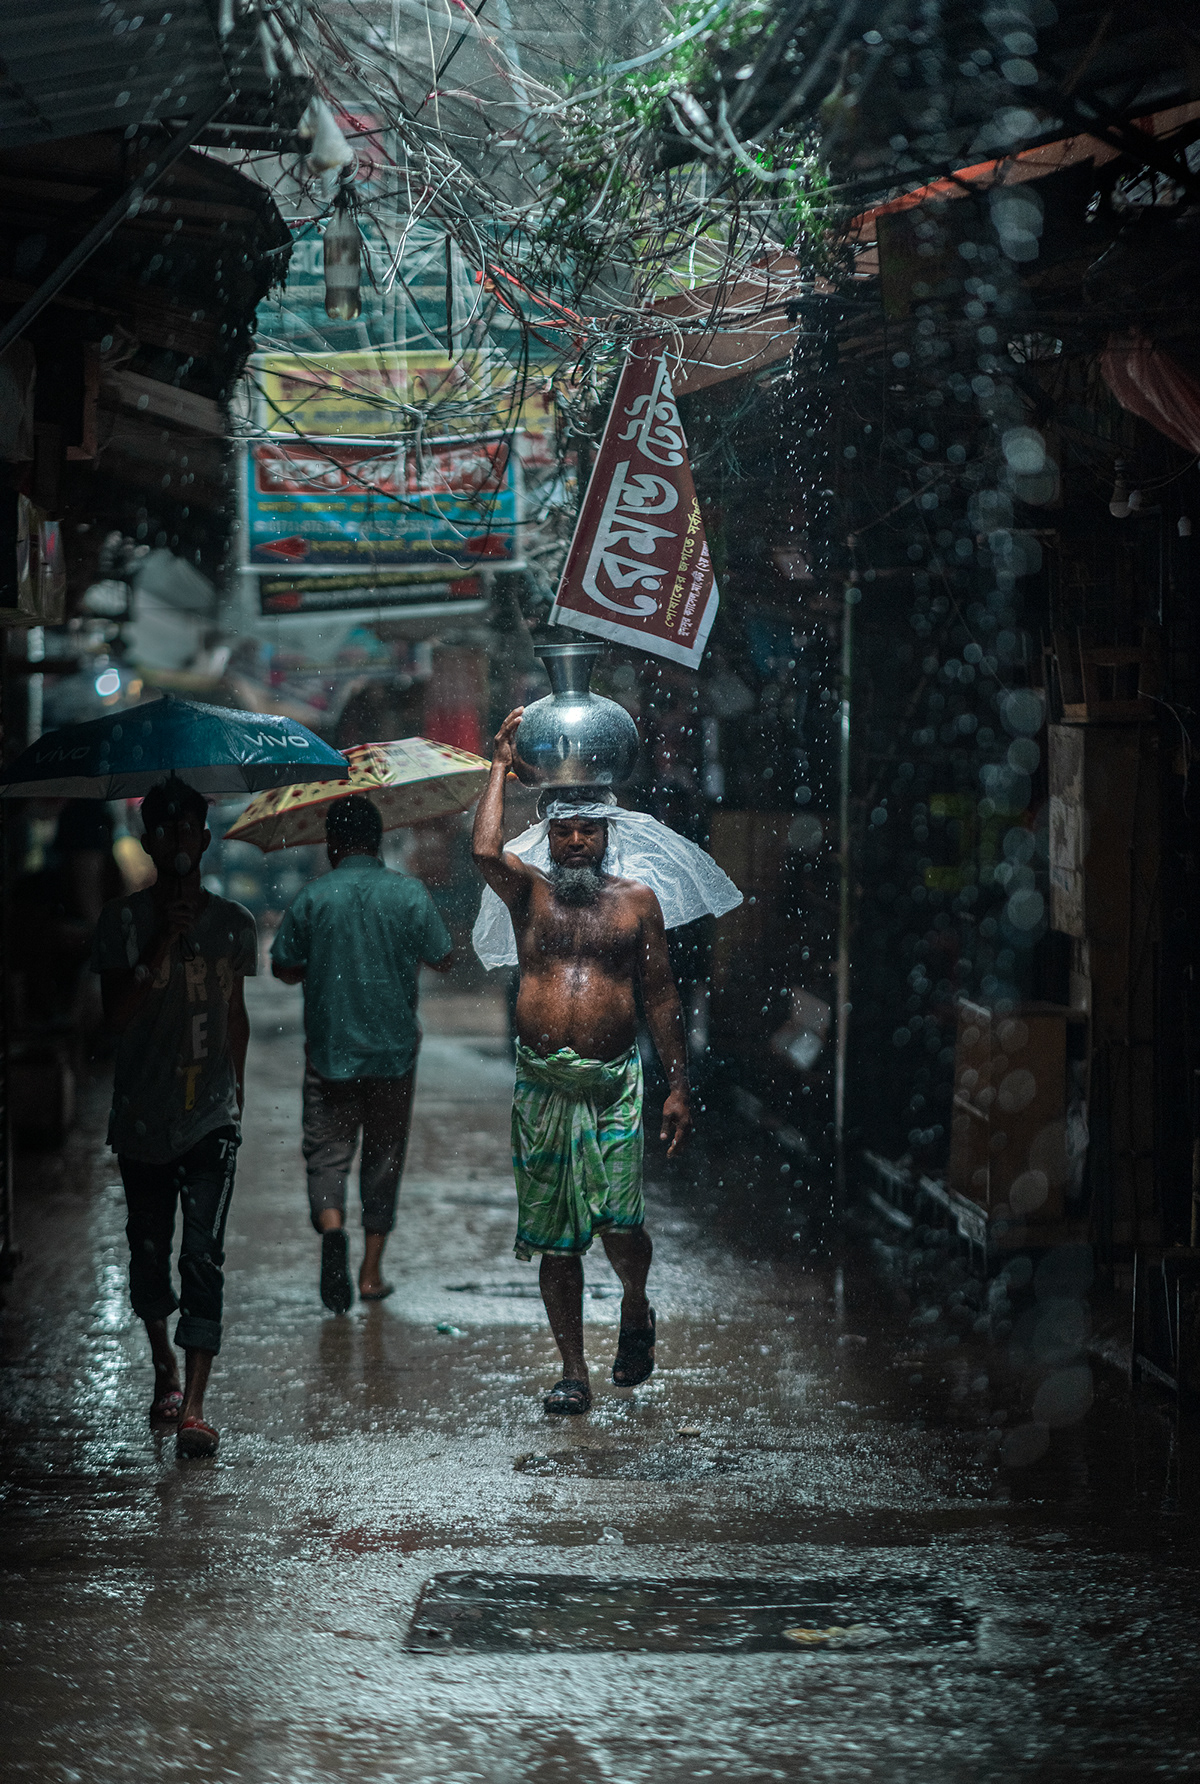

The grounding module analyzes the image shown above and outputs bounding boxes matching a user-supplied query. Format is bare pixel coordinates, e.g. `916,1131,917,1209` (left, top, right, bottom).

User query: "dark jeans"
119,1126,239,1354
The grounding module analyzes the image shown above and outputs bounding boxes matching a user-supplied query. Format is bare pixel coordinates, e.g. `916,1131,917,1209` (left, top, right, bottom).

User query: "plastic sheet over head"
472,801,743,969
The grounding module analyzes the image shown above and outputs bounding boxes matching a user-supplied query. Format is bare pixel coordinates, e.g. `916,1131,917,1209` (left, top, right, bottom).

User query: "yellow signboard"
257,350,464,436
254,350,556,472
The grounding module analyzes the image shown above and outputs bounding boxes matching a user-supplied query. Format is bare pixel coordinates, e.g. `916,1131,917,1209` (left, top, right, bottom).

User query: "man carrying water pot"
472,710,695,1416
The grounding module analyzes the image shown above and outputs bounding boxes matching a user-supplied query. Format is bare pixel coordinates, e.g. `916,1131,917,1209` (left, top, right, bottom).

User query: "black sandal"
544,1378,592,1415
320,1229,352,1314
612,1308,656,1386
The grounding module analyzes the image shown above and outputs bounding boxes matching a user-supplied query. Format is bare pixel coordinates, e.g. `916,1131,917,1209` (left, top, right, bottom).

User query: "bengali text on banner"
549,343,718,670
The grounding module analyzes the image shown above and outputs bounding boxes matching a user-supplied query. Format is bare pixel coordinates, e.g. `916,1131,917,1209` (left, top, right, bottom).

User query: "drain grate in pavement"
514,1446,742,1481
406,1574,975,1653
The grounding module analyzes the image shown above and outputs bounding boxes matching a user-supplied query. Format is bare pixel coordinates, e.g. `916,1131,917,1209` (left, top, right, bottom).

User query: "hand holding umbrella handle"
173,852,197,962
161,894,198,963
176,903,197,963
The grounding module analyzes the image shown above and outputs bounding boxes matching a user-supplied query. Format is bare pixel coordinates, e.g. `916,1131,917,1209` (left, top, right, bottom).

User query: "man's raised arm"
471,707,536,912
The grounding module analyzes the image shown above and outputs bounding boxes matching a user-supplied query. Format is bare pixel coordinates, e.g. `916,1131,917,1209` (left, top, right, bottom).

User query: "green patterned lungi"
511,1042,644,1260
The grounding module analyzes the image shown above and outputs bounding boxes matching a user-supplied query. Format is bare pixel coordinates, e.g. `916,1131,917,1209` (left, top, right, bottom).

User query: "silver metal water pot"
512,643,640,788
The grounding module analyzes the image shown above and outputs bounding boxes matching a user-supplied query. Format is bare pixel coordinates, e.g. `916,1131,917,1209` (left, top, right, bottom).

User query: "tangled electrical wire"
254,0,838,381
219,0,848,588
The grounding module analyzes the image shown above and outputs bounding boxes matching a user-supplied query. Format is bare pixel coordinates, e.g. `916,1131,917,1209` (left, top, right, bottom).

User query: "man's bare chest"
522,890,640,968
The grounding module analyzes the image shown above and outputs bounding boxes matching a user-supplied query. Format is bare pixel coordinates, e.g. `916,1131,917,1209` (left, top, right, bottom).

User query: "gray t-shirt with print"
90,889,258,1162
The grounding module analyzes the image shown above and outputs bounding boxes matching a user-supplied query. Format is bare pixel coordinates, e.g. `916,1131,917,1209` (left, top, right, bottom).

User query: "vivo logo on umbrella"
34,745,91,763
245,733,311,749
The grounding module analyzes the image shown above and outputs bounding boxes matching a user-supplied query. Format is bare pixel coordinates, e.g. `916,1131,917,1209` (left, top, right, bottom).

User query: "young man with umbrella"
91,777,258,1458
270,794,453,1311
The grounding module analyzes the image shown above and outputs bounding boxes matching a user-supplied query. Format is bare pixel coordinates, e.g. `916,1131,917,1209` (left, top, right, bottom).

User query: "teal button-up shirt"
271,856,452,1081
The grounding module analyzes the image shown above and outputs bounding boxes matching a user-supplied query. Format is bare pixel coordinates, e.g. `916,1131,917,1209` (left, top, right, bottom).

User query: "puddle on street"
406,1572,977,1653
446,1281,621,1300
514,1444,744,1480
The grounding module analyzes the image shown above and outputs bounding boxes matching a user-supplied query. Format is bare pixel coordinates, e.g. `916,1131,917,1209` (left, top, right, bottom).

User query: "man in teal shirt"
271,795,453,1311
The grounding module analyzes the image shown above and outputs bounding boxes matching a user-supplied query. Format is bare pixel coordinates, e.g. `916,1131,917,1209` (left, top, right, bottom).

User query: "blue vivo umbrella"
0,693,350,798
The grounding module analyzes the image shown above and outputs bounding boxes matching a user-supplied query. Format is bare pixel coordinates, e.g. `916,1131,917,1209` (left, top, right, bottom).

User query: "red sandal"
176,1416,219,1459
149,1388,183,1426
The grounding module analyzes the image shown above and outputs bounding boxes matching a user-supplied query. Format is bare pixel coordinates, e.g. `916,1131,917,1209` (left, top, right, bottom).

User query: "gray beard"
549,861,604,906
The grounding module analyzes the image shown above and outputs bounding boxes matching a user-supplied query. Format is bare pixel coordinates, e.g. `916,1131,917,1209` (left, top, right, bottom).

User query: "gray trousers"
302,1060,416,1234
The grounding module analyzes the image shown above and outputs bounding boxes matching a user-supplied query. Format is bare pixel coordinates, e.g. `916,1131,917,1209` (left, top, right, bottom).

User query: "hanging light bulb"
1108,460,1130,519
1127,488,1145,513
323,191,361,321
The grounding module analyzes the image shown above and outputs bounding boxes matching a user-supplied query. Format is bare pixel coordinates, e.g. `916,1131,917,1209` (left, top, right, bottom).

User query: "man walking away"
92,776,257,1459
271,795,453,1312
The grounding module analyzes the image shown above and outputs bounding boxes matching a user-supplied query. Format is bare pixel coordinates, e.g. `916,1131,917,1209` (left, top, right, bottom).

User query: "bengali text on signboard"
244,434,521,573
549,343,718,670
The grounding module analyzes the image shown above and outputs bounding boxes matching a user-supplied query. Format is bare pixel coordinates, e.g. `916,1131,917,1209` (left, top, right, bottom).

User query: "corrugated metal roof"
0,0,304,151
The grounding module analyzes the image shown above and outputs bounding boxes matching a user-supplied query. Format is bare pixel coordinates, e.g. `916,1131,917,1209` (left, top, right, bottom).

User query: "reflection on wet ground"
2,976,1200,1780
406,1573,976,1652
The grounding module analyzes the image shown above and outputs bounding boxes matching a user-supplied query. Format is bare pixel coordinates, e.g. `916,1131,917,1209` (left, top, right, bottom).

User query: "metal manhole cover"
406,1574,975,1653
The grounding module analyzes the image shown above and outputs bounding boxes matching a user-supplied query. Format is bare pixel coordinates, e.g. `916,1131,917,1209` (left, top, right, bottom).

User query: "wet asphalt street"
3,973,1200,1783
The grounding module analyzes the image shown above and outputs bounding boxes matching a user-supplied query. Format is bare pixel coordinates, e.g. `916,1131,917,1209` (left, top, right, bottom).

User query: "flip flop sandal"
320,1229,353,1314
544,1378,592,1415
176,1416,219,1459
612,1308,656,1386
359,1283,395,1302
149,1387,183,1426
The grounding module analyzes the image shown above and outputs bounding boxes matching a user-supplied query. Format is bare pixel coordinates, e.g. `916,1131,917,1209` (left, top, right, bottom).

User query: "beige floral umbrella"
223,736,490,853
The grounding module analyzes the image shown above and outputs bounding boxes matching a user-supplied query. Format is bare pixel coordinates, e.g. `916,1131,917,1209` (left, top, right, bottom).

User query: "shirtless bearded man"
472,708,692,1415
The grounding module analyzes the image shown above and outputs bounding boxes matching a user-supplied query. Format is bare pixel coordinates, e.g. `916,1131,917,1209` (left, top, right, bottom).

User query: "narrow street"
1,973,1198,1782
5,0,1200,1775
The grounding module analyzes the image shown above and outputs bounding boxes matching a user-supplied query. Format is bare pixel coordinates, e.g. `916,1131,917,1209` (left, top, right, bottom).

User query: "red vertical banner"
549,342,719,669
